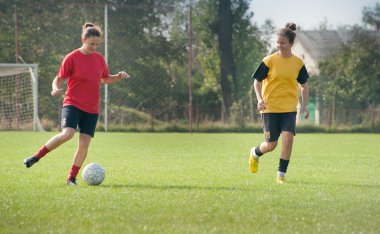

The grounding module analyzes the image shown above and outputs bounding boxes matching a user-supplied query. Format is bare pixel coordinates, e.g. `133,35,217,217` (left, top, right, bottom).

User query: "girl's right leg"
45,127,76,151
249,113,281,173
258,141,278,154
249,141,278,173
24,106,80,168
24,127,75,168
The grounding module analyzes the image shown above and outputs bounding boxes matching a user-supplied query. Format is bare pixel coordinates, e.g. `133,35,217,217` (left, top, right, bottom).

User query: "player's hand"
257,100,266,111
302,108,309,119
51,88,63,96
118,71,131,80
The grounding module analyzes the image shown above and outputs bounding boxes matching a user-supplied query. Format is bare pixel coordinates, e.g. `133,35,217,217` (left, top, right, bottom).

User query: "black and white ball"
82,163,105,186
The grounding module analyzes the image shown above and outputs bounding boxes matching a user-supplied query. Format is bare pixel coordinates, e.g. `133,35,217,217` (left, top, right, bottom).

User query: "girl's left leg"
67,133,92,184
277,131,294,184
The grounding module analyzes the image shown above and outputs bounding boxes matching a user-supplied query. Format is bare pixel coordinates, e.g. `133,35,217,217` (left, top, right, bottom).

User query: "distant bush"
95,122,380,133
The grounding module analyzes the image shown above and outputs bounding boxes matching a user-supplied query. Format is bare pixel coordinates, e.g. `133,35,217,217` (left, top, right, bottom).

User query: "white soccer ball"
82,163,105,186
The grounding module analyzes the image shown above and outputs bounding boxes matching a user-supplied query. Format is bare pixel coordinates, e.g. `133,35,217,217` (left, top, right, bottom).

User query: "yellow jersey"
252,52,309,113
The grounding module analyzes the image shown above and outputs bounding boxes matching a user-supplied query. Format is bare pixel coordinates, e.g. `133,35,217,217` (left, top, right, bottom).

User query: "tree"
259,19,275,52
344,28,380,107
0,0,187,126
194,0,265,122
318,27,380,126
362,3,380,30
215,0,235,118
1,0,267,128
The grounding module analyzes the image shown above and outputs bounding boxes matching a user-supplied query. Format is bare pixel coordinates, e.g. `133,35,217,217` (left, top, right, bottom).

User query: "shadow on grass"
101,183,253,192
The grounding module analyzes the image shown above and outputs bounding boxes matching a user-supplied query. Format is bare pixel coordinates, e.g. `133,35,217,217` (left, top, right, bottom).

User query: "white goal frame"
0,63,43,131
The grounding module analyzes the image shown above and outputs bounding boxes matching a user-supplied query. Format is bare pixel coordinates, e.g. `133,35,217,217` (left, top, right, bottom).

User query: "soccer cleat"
249,154,259,173
24,156,39,168
276,176,285,184
66,178,78,186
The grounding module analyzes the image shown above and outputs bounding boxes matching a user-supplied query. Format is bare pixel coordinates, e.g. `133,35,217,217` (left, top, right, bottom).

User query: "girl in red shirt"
24,22,130,185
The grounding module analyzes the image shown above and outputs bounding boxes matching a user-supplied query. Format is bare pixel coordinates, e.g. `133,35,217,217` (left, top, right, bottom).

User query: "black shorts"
61,105,99,137
262,112,297,142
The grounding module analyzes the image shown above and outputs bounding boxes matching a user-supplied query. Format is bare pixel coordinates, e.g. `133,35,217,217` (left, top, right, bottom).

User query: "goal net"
0,63,43,131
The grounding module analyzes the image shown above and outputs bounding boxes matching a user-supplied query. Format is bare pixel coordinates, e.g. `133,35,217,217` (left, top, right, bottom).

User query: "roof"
295,30,380,61
296,31,346,61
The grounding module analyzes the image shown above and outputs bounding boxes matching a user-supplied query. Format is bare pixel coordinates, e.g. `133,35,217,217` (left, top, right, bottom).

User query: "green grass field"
1,132,379,233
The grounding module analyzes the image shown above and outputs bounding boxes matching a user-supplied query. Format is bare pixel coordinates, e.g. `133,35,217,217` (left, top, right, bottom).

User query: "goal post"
0,63,44,131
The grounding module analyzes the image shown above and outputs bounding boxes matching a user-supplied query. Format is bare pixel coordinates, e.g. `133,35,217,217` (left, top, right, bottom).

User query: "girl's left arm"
300,83,309,119
102,71,130,84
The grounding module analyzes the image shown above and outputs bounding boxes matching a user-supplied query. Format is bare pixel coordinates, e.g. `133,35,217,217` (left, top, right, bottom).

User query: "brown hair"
82,22,102,39
277,22,297,44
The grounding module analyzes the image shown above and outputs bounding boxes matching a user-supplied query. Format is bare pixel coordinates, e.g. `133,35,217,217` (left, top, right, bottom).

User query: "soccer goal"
0,63,43,131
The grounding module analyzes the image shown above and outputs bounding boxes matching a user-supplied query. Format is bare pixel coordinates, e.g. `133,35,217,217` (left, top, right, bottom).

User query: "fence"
2,2,197,131
1,1,378,132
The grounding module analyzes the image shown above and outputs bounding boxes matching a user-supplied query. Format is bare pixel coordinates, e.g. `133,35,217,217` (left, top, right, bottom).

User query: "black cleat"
24,156,39,168
66,177,78,186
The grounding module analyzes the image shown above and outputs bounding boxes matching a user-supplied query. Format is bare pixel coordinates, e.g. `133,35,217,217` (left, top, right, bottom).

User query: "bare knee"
59,128,75,142
262,141,278,152
78,134,92,148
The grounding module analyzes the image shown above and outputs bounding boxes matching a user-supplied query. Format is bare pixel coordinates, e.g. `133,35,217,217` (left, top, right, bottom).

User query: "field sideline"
1,132,379,233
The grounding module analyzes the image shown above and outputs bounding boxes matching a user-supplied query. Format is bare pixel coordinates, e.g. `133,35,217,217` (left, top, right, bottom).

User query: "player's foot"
276,176,285,184
24,156,39,168
249,154,259,173
66,178,78,186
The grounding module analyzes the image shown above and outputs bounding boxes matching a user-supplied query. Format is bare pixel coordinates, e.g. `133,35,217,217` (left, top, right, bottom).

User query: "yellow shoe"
249,155,259,173
276,176,285,184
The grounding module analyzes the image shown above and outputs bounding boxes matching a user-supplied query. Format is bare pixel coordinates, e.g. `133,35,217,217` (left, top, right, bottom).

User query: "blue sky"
249,0,379,30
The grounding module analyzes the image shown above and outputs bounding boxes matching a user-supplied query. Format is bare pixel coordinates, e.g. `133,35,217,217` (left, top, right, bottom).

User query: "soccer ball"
82,163,105,186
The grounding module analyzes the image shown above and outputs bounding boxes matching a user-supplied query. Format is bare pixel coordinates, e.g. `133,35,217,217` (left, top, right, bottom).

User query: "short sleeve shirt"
251,52,309,113
57,49,109,114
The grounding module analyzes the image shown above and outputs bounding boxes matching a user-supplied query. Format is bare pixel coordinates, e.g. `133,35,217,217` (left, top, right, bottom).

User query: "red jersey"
57,49,109,114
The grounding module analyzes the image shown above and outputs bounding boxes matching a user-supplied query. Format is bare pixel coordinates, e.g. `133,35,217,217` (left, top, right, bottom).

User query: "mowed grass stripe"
0,132,379,233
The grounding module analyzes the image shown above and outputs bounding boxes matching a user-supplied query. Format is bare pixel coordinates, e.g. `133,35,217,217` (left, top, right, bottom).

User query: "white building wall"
292,41,321,125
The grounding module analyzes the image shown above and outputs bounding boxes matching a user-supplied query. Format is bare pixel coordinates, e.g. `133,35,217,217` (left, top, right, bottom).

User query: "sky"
249,0,379,30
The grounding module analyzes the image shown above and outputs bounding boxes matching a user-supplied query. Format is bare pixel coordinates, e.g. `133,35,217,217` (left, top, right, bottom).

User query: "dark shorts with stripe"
262,112,297,142
61,105,99,137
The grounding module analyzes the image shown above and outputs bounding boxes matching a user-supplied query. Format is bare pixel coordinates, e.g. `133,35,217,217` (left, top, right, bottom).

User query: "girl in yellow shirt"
249,22,309,184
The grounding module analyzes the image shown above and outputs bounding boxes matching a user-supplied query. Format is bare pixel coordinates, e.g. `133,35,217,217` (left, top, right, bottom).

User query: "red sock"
34,145,50,159
68,165,81,180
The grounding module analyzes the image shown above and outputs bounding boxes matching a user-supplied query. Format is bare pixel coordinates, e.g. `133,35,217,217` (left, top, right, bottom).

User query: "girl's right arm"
254,79,266,111
51,76,64,96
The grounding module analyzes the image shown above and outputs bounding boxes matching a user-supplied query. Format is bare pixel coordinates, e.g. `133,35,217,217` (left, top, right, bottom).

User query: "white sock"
277,171,286,178
250,148,259,159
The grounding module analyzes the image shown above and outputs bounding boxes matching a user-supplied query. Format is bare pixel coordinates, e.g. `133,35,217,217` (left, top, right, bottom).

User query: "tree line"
314,3,380,128
0,0,379,129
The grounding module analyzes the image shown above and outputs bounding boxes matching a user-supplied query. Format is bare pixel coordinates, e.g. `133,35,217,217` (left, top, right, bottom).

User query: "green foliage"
316,3,380,116
1,132,380,233
194,0,266,119
108,105,164,124
1,0,266,127
231,1,265,100
318,27,380,109
362,2,380,29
